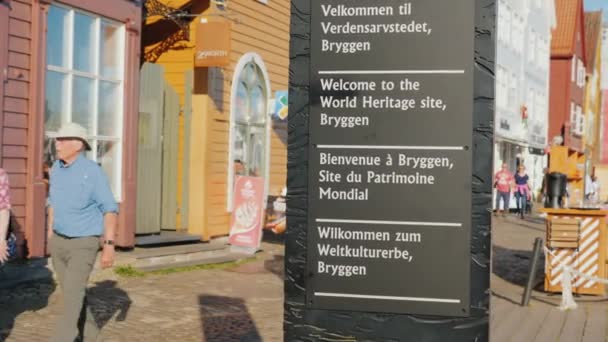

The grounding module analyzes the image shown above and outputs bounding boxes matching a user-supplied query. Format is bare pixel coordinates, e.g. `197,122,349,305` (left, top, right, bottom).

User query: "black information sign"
307,0,475,317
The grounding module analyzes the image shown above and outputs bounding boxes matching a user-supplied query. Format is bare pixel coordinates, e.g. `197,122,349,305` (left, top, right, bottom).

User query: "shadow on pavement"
492,244,545,288
87,280,132,329
199,295,262,342
0,268,55,341
499,216,546,232
262,230,285,246
263,255,284,280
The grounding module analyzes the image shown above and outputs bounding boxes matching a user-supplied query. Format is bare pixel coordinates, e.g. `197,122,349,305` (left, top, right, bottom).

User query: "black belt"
53,231,99,239
53,231,76,239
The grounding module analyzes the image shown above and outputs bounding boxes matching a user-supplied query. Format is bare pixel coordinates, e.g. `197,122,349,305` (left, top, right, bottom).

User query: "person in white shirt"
585,174,594,200
591,176,601,204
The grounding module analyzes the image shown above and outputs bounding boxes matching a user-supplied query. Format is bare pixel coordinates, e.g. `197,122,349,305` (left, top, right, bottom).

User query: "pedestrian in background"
515,165,531,219
494,163,514,217
0,168,12,264
591,175,601,204
541,167,549,206
47,122,119,342
585,173,594,201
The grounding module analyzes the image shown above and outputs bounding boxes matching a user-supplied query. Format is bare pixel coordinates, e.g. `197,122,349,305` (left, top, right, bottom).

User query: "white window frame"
498,3,509,44
527,88,535,120
44,4,126,201
572,56,576,82
577,58,585,88
535,90,543,123
576,105,583,136
504,7,512,46
226,52,272,212
495,67,501,108
528,30,535,62
571,102,576,131
534,36,542,66
509,72,517,105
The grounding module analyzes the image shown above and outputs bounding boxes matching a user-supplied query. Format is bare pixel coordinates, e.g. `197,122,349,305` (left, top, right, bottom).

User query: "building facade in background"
141,0,288,241
582,11,603,173
549,0,587,153
495,0,555,206
0,0,142,256
600,25,608,163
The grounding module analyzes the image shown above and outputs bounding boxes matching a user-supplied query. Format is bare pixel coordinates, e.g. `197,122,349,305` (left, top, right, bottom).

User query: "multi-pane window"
535,37,544,67
571,102,576,132
527,88,535,120
528,30,536,62
576,106,584,136
498,3,510,45
512,16,524,54
495,67,508,109
572,57,577,82
44,5,125,200
535,90,544,122
577,59,585,88
504,7,512,45
509,73,517,105
228,57,269,210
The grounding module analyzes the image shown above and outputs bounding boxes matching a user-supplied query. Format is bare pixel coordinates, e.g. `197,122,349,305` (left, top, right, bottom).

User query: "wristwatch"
103,240,115,246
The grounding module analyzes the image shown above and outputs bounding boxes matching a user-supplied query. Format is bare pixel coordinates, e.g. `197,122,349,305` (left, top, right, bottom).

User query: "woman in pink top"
0,169,12,263
494,163,514,217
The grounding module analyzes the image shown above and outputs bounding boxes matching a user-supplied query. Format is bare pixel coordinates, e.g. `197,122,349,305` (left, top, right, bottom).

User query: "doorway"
136,63,183,235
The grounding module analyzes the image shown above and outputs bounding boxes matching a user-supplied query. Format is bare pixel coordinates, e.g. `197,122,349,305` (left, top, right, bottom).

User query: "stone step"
134,252,250,272
134,231,202,246
132,242,228,260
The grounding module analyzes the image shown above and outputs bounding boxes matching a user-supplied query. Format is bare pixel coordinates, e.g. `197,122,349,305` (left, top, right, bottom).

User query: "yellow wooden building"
583,12,603,171
142,0,288,240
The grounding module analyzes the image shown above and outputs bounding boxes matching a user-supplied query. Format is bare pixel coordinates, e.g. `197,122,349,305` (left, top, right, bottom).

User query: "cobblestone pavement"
0,243,284,342
2,215,605,341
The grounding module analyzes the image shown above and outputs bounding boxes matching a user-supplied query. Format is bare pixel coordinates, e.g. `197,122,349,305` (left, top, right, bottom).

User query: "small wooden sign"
194,20,231,67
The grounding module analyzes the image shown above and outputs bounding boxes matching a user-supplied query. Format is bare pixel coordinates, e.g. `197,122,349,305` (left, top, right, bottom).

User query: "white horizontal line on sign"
317,145,465,151
316,218,462,227
318,70,466,75
315,292,461,304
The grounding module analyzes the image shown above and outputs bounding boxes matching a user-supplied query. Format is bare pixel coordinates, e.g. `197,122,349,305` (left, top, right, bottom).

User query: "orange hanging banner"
194,20,231,67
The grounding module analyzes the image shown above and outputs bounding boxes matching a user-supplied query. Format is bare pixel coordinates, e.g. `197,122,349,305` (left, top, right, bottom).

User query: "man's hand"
0,240,8,264
101,244,115,269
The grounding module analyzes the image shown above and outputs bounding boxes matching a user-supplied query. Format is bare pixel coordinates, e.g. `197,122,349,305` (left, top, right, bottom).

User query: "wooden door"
179,70,193,230
136,63,164,234
160,81,180,230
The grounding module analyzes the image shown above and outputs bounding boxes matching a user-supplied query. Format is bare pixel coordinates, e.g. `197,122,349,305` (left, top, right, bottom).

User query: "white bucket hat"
55,122,91,151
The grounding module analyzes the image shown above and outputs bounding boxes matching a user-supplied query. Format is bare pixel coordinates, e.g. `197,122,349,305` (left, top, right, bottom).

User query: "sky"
585,0,608,21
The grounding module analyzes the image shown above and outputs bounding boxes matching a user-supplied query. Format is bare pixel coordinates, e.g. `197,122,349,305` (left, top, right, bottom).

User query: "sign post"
286,0,495,340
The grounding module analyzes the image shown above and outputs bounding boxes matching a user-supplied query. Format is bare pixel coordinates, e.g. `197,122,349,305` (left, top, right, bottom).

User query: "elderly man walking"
47,122,118,342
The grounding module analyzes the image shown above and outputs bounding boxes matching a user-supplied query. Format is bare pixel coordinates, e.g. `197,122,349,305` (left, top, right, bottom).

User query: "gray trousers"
49,234,100,342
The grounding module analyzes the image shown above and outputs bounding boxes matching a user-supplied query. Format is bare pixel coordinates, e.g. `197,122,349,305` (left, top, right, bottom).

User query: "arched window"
228,53,270,210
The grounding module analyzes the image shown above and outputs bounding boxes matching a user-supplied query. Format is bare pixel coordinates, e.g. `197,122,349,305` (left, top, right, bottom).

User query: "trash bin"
545,172,567,208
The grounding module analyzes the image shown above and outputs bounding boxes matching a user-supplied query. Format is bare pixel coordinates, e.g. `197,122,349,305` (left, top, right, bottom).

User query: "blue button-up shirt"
49,154,119,237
